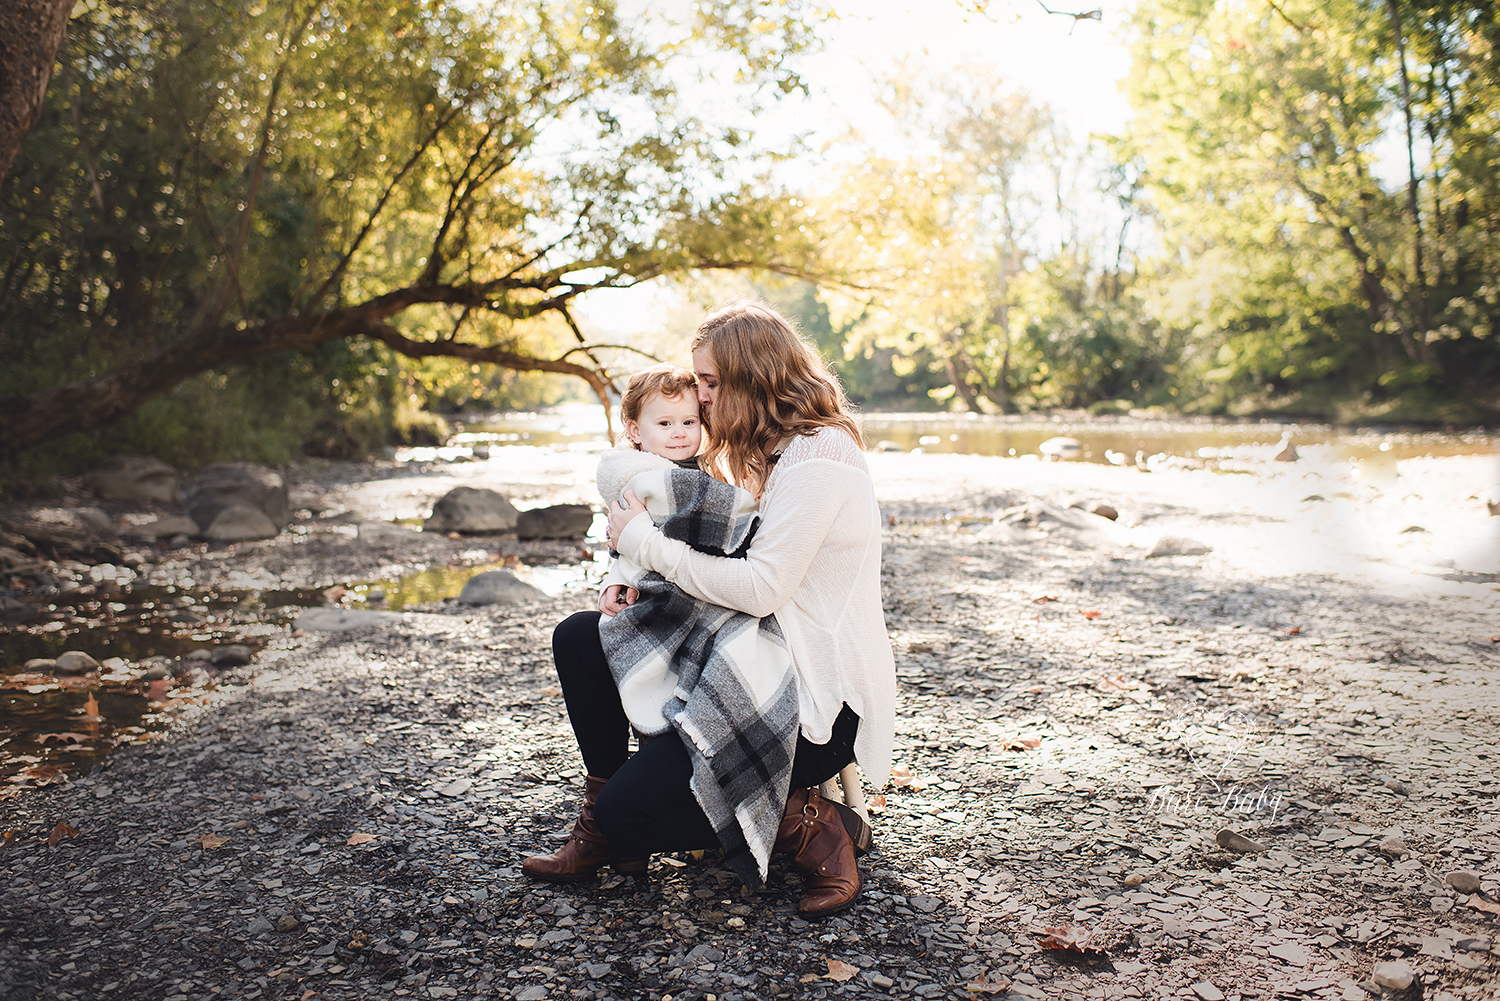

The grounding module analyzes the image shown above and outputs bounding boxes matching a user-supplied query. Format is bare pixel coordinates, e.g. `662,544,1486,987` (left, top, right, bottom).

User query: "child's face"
626,391,701,459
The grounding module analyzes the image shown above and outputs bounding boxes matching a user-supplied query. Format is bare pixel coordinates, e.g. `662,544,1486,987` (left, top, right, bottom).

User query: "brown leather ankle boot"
773,787,867,918
521,775,648,882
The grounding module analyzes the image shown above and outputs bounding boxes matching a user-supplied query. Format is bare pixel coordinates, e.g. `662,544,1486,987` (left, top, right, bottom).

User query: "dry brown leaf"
826,959,859,982
1081,609,1102,620
799,973,822,984
867,794,887,815
146,678,172,701
1031,594,1058,604
47,821,79,847
1000,736,1042,751
966,970,1012,994
890,764,914,787
347,832,377,846
198,834,230,850
1,830,19,849
1035,924,1102,953
80,691,103,722
540,685,562,698
1469,896,1500,915
25,764,65,782
1285,625,1302,635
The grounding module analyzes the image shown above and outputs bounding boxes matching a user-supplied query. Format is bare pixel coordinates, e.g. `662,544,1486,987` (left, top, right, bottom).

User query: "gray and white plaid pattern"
599,468,798,887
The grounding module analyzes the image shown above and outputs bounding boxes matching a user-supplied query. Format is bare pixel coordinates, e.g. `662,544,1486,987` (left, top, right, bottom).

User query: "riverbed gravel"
2,449,1498,1001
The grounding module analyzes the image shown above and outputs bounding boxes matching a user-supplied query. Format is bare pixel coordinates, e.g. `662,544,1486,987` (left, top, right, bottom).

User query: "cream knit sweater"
615,426,897,787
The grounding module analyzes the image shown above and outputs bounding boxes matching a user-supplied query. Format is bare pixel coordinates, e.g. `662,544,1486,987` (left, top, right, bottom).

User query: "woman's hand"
606,489,646,548
599,584,639,616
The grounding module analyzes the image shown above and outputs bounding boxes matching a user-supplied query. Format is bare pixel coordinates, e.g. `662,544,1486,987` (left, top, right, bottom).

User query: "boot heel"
834,802,874,856
613,855,650,876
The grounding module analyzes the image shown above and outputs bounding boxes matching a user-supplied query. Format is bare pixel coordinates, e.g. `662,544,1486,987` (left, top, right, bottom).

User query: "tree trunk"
0,0,77,182
941,339,984,413
0,298,617,455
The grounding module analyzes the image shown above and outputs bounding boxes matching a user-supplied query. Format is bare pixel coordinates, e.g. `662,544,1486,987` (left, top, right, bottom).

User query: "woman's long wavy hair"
691,300,861,496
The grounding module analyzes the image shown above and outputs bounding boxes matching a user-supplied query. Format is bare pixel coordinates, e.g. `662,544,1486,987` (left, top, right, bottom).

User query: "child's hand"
606,489,646,545
599,584,639,616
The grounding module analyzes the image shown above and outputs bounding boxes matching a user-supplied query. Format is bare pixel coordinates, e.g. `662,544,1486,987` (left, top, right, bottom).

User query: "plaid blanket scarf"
598,466,798,887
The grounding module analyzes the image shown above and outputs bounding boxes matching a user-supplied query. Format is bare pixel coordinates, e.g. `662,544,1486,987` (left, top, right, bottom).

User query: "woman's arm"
614,458,868,617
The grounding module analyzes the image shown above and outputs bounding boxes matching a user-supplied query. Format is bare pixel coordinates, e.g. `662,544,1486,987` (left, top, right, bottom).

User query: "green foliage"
814,66,1179,415
1120,0,1500,416
0,0,827,469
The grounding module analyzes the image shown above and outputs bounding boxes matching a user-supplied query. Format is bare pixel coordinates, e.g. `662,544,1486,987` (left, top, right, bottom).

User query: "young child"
596,364,708,608
593,364,797,890
595,362,761,709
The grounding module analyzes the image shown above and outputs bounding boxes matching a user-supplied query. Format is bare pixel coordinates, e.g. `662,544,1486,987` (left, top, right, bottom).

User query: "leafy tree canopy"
0,0,826,459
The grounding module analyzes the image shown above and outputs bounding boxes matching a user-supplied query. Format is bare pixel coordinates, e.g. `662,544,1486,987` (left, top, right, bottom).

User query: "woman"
522,301,896,919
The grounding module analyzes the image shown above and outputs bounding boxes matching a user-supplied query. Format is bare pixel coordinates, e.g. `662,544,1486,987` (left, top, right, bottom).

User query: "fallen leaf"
321,585,346,602
198,834,230,849
347,832,377,846
1,830,18,848
866,794,887,815
966,970,1012,994
1490,635,1499,643
80,691,104,722
36,732,92,745
1035,924,1102,953
1469,896,1500,915
47,821,80,847
1000,736,1042,751
826,959,859,982
890,764,914,787
1285,625,1302,635
301,991,317,1000
1031,594,1058,604
24,764,65,783
1081,609,1102,620
146,678,171,701
540,685,562,697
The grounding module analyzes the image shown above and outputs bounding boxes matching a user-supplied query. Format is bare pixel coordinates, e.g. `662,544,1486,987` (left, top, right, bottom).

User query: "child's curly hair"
619,364,699,450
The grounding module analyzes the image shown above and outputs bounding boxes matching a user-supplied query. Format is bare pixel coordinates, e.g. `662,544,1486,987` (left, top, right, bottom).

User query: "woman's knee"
553,610,601,653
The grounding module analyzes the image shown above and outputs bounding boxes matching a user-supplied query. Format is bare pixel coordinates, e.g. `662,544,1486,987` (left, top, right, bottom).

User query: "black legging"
551,610,858,858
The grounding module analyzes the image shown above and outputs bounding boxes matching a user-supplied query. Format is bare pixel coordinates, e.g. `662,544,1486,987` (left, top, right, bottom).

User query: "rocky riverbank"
2,447,1498,1001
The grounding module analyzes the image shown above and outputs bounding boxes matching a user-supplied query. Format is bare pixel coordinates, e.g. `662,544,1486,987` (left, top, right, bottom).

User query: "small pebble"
276,915,299,933
1122,872,1146,886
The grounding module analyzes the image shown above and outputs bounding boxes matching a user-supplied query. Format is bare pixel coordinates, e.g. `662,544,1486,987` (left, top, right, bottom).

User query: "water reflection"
446,405,1497,463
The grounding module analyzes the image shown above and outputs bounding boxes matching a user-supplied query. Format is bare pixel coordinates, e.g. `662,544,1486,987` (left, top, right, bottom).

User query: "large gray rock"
84,456,180,503
187,463,290,533
516,504,595,540
423,487,519,534
203,504,279,542
457,570,546,605
54,651,100,675
1148,535,1212,558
